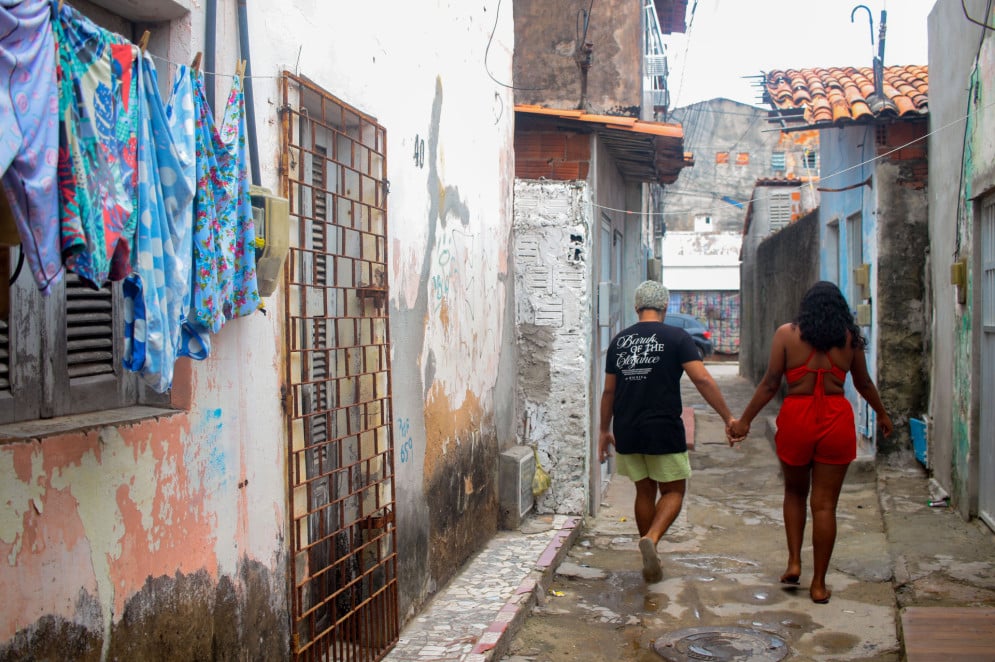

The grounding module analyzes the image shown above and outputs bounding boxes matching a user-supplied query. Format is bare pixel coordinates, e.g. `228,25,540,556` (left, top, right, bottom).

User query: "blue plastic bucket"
909,418,927,466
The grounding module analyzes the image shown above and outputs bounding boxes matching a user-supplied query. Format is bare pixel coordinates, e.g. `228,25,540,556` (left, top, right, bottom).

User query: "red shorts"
775,395,856,466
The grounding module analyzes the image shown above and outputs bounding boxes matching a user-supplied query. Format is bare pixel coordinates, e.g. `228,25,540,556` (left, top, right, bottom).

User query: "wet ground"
503,365,909,661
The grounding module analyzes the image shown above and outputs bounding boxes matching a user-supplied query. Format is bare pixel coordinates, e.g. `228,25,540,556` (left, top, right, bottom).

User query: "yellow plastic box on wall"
250,186,290,297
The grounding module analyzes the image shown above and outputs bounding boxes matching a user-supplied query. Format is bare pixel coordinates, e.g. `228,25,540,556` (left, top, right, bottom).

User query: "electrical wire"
592,93,995,219
961,0,995,30
484,0,548,91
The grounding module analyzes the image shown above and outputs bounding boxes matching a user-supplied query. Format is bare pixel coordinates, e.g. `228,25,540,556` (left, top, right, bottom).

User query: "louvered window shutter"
65,274,115,379
0,260,168,425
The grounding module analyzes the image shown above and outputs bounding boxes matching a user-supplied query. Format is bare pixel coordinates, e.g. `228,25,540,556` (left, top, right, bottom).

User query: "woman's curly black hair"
795,281,866,351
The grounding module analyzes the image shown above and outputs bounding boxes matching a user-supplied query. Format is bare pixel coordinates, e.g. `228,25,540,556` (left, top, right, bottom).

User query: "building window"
1,269,169,424
804,149,818,170
771,152,786,171
0,1,184,425
736,152,750,165
715,152,729,164
769,191,792,232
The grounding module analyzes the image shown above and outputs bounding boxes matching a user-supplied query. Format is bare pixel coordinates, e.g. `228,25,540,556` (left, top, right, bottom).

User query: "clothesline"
149,52,282,80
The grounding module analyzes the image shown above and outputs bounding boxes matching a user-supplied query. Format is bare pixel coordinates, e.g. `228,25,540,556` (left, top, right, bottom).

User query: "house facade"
661,99,819,356
512,0,690,514
927,0,995,528
1,0,518,659
757,64,929,460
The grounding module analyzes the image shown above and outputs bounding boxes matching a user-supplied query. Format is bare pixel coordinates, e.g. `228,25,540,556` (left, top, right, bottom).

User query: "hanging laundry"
54,2,139,289
162,64,204,360
121,55,194,392
160,65,211,361
181,69,260,352
0,0,61,294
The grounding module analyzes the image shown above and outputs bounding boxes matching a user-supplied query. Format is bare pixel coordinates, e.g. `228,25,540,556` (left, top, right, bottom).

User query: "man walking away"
599,280,736,583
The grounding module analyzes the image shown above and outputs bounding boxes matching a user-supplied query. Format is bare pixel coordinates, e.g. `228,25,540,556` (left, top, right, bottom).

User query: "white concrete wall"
514,180,593,515
246,0,518,616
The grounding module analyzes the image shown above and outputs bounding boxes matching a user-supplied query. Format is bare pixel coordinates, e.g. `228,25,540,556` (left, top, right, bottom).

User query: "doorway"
280,73,398,661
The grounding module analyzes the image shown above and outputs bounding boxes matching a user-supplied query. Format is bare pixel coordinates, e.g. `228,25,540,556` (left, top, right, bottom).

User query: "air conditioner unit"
499,446,535,530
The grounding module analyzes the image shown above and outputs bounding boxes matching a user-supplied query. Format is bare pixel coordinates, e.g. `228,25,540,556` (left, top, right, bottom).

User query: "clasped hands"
726,418,749,446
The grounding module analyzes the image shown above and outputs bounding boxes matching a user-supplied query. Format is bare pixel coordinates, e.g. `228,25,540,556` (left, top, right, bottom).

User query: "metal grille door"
980,196,995,531
280,73,398,661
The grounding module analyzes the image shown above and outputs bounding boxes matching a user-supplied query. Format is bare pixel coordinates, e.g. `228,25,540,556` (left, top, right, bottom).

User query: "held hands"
726,418,749,446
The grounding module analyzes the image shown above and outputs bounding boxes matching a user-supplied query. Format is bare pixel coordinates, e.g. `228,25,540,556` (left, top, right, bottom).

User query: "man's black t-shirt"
605,320,700,455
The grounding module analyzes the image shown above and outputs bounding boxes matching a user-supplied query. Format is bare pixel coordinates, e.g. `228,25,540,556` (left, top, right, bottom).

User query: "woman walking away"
727,281,892,604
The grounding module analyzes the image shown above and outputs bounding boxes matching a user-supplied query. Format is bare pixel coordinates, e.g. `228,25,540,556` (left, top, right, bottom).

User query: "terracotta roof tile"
765,65,928,127
515,105,688,184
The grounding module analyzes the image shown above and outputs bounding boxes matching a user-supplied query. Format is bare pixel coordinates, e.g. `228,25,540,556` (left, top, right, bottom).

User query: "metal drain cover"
653,626,789,661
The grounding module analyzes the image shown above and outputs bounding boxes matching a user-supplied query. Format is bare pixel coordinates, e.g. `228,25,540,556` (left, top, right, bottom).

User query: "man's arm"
598,373,617,463
682,361,734,425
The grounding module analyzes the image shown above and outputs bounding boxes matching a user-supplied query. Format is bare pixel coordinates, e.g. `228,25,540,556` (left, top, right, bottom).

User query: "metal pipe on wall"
204,0,217,110
237,0,261,186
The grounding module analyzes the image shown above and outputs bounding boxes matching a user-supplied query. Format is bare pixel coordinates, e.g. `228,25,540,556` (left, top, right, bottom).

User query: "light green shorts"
616,451,691,483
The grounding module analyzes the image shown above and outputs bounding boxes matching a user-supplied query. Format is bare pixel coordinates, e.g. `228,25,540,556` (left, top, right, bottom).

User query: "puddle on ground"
669,554,759,573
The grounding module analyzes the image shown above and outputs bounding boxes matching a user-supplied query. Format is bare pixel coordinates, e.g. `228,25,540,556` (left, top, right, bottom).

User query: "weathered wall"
666,99,818,233
1,1,289,657
252,2,518,619
513,0,642,114
1,0,518,656
928,0,993,517
740,210,819,385
874,159,929,457
514,180,593,515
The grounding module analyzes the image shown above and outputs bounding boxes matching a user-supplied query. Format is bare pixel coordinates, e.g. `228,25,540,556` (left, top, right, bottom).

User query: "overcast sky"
666,0,936,109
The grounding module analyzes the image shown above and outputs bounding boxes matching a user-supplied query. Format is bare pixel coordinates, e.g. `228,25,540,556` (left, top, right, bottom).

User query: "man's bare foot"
810,586,831,604
639,537,663,583
779,565,801,585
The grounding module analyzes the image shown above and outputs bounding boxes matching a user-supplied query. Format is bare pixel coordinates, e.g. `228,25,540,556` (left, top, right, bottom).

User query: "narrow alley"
499,364,995,661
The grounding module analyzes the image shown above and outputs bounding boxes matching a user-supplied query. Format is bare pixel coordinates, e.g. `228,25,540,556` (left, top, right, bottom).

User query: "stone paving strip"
384,514,581,661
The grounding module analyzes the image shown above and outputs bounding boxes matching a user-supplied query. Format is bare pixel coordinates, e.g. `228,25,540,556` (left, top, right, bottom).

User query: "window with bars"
771,151,786,171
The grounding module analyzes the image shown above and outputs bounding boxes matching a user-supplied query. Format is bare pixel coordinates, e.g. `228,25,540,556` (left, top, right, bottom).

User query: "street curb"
471,516,583,660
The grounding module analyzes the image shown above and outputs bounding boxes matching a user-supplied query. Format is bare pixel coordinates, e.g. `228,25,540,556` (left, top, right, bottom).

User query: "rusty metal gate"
280,72,398,661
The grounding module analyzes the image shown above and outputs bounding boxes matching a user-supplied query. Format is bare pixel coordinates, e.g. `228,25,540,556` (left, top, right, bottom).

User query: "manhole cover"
653,626,789,661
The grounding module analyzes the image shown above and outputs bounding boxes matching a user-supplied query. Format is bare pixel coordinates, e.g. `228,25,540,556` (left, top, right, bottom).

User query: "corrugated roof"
764,65,928,127
515,105,690,185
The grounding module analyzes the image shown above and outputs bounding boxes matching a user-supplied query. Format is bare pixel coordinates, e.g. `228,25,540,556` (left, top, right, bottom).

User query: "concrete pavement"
388,364,995,661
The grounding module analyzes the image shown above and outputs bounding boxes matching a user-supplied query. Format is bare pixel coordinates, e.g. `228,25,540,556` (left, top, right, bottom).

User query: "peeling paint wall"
259,2,518,621
928,0,995,519
0,398,288,660
513,180,593,515
1,0,518,655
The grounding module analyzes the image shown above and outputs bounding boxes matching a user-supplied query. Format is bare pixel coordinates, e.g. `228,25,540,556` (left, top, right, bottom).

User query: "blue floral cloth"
121,55,193,392
181,70,260,355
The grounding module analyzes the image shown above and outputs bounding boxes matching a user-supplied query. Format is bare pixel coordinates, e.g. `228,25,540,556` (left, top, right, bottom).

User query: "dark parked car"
664,312,713,359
